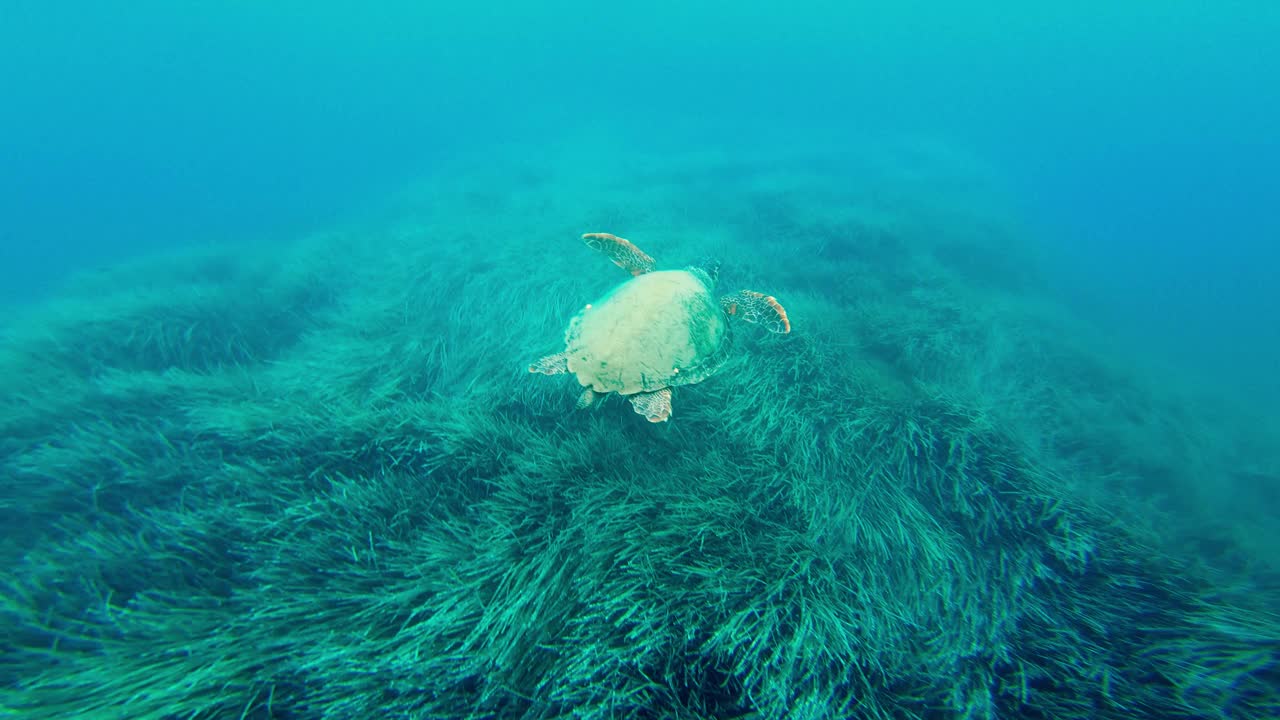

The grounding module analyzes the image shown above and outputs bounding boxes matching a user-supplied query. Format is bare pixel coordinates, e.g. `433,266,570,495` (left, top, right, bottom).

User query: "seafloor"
1,145,1277,719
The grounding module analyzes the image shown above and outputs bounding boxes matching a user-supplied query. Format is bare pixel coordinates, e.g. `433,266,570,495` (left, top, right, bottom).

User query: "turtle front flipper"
629,387,673,423
582,233,657,276
721,290,791,334
529,351,570,375
576,388,598,409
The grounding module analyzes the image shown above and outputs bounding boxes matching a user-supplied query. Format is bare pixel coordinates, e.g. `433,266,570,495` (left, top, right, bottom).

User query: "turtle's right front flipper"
582,233,656,276
721,290,791,334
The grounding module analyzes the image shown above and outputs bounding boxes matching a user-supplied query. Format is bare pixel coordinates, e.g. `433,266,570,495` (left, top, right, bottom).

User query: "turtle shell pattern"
564,269,728,395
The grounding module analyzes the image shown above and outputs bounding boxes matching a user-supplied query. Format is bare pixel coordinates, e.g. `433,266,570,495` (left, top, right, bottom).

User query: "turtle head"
688,258,720,288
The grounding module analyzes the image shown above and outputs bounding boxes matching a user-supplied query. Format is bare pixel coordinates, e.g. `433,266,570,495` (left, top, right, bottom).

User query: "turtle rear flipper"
529,351,570,375
582,233,657,276
629,388,673,423
721,290,791,334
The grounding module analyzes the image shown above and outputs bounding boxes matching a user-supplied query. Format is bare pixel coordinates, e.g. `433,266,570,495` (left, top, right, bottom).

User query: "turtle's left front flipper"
582,233,657,276
721,290,791,334
529,351,570,374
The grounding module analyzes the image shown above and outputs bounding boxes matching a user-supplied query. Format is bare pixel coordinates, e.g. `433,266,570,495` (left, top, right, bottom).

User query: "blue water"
3,1,1277,394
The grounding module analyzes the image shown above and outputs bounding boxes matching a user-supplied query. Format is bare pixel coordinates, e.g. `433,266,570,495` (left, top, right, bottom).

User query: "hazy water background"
3,2,1276,407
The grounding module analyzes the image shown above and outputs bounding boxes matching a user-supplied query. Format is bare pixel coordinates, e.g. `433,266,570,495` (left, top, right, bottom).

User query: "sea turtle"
528,232,790,422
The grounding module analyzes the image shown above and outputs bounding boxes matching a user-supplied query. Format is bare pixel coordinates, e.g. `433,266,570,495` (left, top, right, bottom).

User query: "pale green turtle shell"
564,269,729,395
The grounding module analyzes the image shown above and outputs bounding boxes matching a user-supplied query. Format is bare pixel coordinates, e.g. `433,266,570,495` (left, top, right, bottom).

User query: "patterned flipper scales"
629,387,673,423
582,233,657,276
529,351,569,375
721,291,791,334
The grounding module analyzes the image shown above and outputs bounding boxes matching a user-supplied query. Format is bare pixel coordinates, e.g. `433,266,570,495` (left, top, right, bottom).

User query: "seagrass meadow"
1,146,1277,720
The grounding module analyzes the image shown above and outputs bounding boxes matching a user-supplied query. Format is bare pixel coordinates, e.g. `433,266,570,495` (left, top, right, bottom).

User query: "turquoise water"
2,3,1277,718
